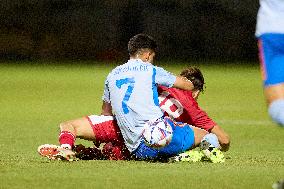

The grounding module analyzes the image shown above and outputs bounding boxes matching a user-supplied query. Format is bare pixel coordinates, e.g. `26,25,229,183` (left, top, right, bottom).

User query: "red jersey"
158,86,216,131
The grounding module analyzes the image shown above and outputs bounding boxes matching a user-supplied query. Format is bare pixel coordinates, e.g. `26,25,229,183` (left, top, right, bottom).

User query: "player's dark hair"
128,34,157,56
180,67,205,92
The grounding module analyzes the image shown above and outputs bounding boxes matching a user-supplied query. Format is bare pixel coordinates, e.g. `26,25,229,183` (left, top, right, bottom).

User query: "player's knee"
268,99,284,127
59,121,74,131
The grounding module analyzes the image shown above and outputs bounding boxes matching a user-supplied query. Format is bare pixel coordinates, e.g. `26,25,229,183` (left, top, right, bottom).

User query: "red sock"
59,131,75,149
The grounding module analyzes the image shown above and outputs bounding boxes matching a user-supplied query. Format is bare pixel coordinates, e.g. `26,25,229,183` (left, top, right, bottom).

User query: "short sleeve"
102,78,111,103
154,66,176,87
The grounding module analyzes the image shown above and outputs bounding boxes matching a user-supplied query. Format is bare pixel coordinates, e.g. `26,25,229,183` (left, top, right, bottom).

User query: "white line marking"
217,119,274,126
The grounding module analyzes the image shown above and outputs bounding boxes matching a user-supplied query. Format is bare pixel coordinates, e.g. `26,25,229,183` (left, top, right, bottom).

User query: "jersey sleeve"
183,93,216,131
154,66,176,88
191,106,216,131
176,89,217,131
102,78,111,103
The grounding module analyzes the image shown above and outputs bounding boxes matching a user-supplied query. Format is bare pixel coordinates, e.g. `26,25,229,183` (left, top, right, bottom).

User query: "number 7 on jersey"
116,77,135,114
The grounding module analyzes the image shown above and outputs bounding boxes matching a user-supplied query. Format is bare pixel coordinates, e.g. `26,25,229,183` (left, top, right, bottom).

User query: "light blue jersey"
256,0,284,36
102,59,176,152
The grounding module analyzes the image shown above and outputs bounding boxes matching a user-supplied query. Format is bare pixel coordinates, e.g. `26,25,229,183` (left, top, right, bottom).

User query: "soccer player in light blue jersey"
101,34,214,160
256,0,284,127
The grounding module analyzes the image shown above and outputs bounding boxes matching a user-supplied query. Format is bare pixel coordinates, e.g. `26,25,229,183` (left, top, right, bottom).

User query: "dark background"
0,0,259,62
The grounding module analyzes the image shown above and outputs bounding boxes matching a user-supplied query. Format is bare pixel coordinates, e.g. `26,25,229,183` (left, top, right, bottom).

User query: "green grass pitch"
0,61,283,189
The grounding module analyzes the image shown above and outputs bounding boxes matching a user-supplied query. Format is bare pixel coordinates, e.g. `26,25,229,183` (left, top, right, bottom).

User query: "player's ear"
144,50,152,62
192,90,200,100
147,51,152,57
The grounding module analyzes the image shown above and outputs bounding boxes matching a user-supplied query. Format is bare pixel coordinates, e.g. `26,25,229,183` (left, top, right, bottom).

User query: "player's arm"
101,101,113,116
210,125,230,151
101,77,113,116
173,76,194,91
178,93,230,151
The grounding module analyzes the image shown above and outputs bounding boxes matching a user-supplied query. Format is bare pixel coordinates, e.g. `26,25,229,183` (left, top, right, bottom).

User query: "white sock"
61,144,72,150
201,133,220,149
268,99,284,127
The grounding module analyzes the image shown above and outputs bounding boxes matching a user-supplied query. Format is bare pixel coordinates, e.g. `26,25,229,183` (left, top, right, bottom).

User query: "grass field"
0,61,283,189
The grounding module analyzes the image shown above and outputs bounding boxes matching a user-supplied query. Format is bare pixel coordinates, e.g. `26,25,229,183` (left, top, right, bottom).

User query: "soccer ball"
142,120,173,149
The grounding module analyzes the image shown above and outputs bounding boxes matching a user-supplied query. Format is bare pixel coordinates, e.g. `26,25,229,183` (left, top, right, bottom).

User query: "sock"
202,133,220,149
268,99,284,127
59,131,75,149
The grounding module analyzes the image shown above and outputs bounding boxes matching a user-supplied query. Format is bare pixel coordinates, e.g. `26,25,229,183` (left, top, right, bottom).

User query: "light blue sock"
268,99,284,127
201,133,220,149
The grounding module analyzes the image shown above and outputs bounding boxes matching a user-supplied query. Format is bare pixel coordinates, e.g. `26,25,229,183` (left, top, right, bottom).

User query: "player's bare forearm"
173,76,194,91
101,101,113,116
210,125,230,151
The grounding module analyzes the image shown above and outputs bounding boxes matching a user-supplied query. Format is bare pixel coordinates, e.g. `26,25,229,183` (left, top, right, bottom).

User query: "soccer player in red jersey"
38,67,229,161
158,67,230,151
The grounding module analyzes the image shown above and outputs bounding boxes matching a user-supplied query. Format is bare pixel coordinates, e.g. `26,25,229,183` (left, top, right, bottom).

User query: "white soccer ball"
142,120,173,149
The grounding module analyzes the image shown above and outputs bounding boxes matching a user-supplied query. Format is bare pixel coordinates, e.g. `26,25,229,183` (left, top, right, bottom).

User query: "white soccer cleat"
37,144,76,161
38,144,62,160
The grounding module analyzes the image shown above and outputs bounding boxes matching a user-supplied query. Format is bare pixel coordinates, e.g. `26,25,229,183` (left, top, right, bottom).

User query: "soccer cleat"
170,150,204,162
37,144,76,161
38,144,62,160
200,140,225,163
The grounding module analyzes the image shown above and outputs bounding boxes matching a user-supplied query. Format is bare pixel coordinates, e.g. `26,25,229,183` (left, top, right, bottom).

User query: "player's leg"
133,117,223,162
157,117,196,158
258,33,284,127
173,131,224,163
39,115,130,161
62,115,130,160
265,85,284,126
132,117,184,161
145,117,217,157
38,117,96,161
162,118,224,163
188,125,208,148
59,117,95,149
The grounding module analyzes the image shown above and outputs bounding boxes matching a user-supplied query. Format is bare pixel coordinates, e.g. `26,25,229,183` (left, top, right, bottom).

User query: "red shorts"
86,115,130,160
